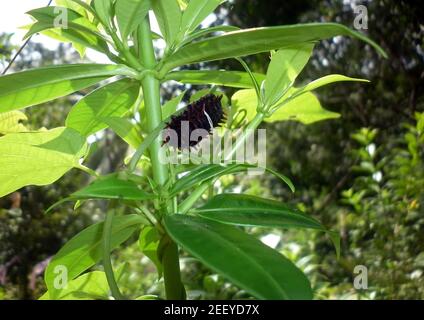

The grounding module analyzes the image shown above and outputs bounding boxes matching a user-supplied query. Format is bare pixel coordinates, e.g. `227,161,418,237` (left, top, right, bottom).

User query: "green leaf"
152,0,182,45
164,70,266,88
170,163,294,196
179,0,223,35
296,74,370,94
70,174,155,201
194,193,324,231
55,0,91,18
196,193,341,258
179,25,240,47
0,64,124,112
269,92,340,124
93,0,114,27
46,174,156,213
26,7,108,53
40,271,110,300
103,117,143,149
36,27,87,57
0,111,28,134
232,89,340,124
161,23,387,72
116,0,151,40
264,44,314,106
164,215,312,299
27,6,98,31
45,214,144,298
0,127,88,198
26,20,108,53
66,78,140,137
139,226,163,277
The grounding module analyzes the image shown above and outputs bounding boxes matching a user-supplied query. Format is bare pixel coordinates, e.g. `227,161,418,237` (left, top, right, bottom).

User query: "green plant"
0,0,385,300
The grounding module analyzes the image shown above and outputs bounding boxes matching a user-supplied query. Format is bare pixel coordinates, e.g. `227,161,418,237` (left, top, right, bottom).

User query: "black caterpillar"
163,94,225,149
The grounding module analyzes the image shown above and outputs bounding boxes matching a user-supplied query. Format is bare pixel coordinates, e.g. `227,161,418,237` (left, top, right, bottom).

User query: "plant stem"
138,19,168,186
102,208,124,300
162,239,186,300
179,113,265,213
138,16,186,300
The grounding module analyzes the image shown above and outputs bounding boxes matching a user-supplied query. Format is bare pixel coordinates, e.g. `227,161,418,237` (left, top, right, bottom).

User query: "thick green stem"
102,209,124,300
162,239,186,300
138,16,185,300
138,19,168,186
179,113,265,213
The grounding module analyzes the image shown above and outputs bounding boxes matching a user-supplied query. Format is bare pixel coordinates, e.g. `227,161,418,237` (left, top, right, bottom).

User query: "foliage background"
0,0,423,299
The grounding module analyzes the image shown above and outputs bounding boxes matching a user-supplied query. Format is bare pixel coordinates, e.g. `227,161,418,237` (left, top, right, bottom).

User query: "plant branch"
102,208,124,300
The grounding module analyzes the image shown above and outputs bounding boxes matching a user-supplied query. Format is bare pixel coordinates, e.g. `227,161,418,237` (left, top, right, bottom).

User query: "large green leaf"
264,43,314,106
0,127,88,198
66,78,140,136
195,193,341,258
0,64,125,112
45,214,144,298
161,23,387,72
164,215,312,299
170,163,294,196
164,70,265,88
152,0,182,45
0,111,28,134
194,193,323,230
40,271,110,300
116,0,151,40
232,88,340,124
179,0,222,36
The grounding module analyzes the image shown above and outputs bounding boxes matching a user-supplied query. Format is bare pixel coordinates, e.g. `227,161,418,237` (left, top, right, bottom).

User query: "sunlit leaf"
152,0,182,45
232,88,340,124
179,0,222,36
0,111,28,134
116,0,151,40
66,78,140,136
0,127,88,198
0,64,124,112
264,43,314,106
40,271,110,300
